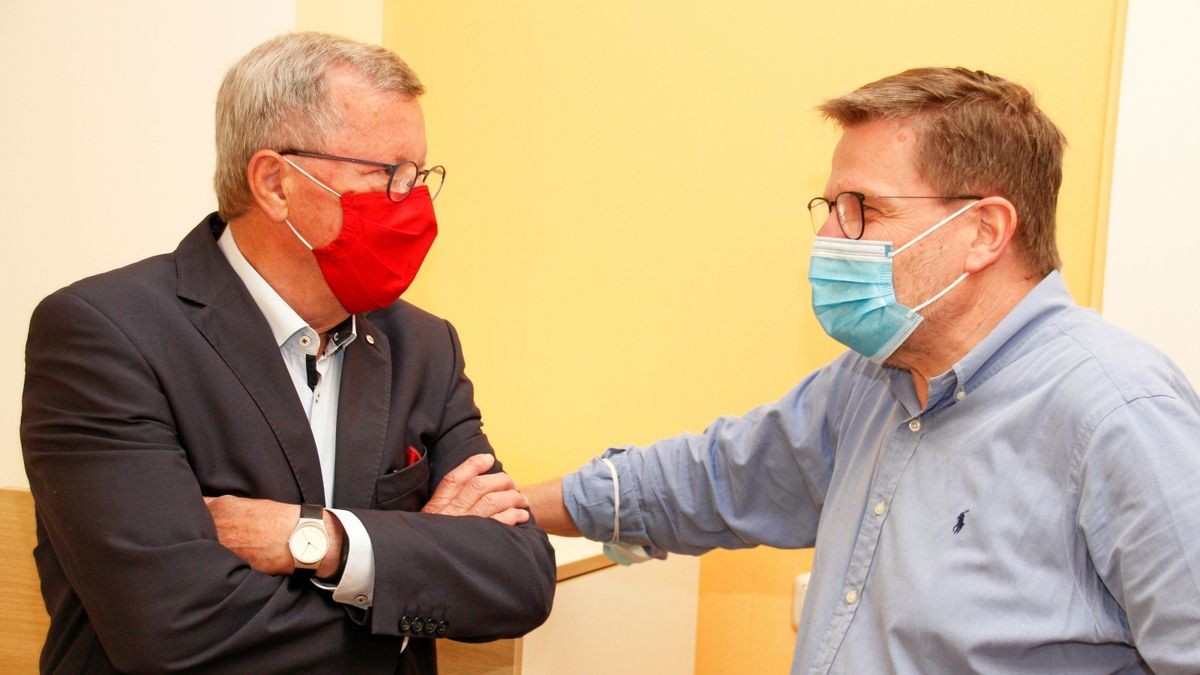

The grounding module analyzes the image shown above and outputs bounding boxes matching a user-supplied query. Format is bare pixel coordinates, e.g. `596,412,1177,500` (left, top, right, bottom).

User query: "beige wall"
0,0,295,490
1103,0,1200,384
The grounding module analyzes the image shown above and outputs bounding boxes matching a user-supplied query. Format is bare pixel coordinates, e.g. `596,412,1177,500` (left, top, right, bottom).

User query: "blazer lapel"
332,315,391,509
175,216,327,505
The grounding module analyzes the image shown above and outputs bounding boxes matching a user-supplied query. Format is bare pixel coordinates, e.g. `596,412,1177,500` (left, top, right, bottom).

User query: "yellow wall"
296,0,382,44
344,2,1117,671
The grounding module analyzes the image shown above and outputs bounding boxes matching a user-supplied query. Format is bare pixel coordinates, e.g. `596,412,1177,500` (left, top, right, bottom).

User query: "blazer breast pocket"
375,445,431,511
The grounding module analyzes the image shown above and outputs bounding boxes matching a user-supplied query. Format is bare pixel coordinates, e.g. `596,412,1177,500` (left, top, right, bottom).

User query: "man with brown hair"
23,32,554,673
528,67,1200,673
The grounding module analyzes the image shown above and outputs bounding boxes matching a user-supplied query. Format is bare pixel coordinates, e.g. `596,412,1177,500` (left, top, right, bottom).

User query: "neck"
226,214,350,333
889,264,1041,407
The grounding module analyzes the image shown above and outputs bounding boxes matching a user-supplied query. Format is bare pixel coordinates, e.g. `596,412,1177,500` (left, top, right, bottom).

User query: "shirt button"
365,334,375,345
909,419,921,432
874,501,886,517
955,390,966,401
845,589,859,604
354,594,368,605
298,335,312,348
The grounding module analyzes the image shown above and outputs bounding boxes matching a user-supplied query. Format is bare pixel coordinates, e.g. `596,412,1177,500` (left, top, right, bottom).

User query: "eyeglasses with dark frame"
808,191,982,240
280,149,446,203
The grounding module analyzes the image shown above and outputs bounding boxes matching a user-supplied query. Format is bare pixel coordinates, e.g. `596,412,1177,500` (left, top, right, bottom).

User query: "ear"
964,196,1018,273
246,150,291,221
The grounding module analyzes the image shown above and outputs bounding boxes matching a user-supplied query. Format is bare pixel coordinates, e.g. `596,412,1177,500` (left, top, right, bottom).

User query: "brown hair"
214,32,425,221
818,67,1065,274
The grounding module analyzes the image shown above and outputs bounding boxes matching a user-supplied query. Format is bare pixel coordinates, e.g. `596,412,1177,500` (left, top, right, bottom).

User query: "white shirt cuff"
310,508,374,609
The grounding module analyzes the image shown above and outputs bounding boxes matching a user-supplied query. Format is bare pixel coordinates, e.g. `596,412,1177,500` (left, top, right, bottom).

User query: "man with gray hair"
529,67,1200,673
22,32,555,673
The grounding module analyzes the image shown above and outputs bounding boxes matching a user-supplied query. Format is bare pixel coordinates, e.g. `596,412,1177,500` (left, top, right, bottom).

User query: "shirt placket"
286,330,319,416
811,411,930,674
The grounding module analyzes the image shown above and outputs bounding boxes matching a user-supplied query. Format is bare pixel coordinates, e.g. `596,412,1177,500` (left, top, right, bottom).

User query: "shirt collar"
217,226,356,353
949,270,1076,396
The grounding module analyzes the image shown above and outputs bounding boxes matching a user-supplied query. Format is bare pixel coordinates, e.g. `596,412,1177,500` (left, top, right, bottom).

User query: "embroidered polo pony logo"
953,509,970,534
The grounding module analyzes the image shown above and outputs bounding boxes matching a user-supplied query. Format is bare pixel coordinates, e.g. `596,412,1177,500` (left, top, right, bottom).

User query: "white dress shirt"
218,227,375,609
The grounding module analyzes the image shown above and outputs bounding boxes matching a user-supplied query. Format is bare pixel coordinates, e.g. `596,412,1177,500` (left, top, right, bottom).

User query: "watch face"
289,522,328,565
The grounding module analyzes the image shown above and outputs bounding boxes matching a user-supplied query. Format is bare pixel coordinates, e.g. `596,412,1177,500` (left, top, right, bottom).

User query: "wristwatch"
288,503,328,577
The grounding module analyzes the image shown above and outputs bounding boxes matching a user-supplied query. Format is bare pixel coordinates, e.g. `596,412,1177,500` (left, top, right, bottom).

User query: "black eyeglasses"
807,191,982,239
280,149,445,203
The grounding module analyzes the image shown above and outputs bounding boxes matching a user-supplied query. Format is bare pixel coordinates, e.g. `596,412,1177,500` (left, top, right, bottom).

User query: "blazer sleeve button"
436,621,448,636
412,618,425,633
400,616,411,632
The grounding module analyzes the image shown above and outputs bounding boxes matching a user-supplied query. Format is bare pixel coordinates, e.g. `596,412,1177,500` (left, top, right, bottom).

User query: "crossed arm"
206,453,531,577
22,289,555,671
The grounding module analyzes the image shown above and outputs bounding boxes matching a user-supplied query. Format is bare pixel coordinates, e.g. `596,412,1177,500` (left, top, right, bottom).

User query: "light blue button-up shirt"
564,272,1200,674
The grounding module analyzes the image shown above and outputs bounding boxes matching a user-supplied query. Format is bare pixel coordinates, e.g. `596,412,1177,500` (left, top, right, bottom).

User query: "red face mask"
284,160,438,314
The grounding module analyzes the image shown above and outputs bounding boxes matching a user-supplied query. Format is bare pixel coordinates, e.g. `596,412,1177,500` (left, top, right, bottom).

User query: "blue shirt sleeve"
563,366,840,555
1076,390,1200,674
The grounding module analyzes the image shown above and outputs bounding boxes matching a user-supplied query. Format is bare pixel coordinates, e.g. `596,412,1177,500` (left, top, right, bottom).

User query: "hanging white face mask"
808,200,977,363
599,457,652,566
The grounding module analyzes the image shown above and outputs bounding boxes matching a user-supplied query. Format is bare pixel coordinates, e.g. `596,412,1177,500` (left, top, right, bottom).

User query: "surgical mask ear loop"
280,157,344,252
889,200,977,313
912,272,969,312
284,219,315,250
281,157,343,197
890,200,979,257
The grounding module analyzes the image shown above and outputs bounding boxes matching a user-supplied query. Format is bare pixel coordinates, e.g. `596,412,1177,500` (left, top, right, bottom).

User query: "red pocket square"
406,445,422,467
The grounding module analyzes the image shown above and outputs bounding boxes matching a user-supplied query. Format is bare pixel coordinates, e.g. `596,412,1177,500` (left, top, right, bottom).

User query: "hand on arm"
525,478,581,536
204,496,345,579
421,453,530,525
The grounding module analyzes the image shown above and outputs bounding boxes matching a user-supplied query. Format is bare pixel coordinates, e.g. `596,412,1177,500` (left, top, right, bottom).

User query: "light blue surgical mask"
808,200,978,363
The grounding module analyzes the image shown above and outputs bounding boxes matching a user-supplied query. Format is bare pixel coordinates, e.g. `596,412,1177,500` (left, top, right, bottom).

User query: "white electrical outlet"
792,572,811,630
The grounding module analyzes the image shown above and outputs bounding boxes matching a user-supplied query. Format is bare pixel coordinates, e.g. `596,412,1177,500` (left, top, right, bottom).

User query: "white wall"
0,1,294,488
1104,0,1200,385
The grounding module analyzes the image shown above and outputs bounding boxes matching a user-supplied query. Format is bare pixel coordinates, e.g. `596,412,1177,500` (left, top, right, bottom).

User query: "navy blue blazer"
22,214,555,674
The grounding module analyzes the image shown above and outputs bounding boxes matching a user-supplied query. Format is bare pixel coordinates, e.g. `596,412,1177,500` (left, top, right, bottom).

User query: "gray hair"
214,32,425,220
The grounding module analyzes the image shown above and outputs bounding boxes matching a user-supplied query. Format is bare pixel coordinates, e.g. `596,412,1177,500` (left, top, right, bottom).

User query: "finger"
489,507,531,526
466,488,528,519
204,495,235,516
445,472,519,514
423,454,497,513
425,454,494,506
